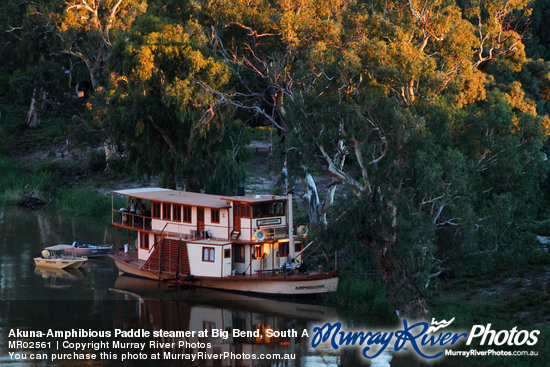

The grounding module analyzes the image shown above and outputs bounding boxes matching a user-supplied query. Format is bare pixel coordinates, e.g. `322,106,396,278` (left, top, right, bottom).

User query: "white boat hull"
110,254,338,295
192,275,339,295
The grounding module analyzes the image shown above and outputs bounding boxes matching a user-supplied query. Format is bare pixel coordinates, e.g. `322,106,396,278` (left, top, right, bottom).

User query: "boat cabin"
111,188,304,279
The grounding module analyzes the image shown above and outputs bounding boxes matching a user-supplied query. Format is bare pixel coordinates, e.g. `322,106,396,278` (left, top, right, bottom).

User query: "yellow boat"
34,244,87,269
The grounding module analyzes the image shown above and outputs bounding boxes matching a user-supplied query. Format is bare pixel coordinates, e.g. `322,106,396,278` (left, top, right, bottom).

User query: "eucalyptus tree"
31,0,545,318
103,12,248,192
197,0,547,317
58,0,148,90
1,1,69,105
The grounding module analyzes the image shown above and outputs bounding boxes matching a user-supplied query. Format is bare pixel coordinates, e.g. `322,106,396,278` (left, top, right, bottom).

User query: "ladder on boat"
231,230,241,240
143,238,190,279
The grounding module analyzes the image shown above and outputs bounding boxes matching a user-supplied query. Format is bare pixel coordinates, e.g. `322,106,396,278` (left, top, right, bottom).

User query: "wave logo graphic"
427,317,455,333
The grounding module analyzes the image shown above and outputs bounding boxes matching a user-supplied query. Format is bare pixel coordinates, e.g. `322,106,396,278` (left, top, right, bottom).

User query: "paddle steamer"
109,188,338,295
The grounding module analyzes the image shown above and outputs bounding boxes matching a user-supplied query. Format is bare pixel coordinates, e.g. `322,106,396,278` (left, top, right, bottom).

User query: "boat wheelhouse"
109,188,338,295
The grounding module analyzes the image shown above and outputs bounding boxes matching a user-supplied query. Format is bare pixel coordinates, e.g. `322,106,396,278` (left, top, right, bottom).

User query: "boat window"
183,205,192,223
202,247,215,262
224,249,231,258
234,244,245,263
152,202,161,219
253,244,263,259
253,202,285,218
294,242,302,253
173,204,182,221
278,242,289,257
211,208,220,223
234,203,250,218
140,233,149,249
162,203,171,220
203,321,216,333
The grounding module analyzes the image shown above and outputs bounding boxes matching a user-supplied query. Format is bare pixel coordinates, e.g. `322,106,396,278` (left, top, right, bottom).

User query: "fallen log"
18,184,50,208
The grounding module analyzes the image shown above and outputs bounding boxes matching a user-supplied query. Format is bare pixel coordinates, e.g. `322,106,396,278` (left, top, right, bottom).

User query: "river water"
0,206,393,367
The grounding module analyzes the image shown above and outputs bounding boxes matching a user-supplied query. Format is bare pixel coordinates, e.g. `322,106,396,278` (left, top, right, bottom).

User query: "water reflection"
111,276,342,366
0,206,118,300
34,267,87,280
0,206,397,366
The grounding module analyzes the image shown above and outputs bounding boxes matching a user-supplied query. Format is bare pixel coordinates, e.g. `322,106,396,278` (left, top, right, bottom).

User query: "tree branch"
143,114,180,158
194,80,288,132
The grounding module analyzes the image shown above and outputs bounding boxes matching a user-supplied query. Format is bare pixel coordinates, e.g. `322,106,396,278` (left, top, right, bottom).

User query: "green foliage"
67,117,103,147
58,185,111,216
531,219,550,235
105,155,129,177
526,0,550,59
104,12,248,192
0,125,8,156
246,126,271,140
429,267,550,367
87,149,107,173
325,275,395,321
0,156,29,203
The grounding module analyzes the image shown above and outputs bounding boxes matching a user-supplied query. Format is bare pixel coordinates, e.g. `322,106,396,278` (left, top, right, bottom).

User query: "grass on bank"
324,250,549,366
0,155,43,204
58,185,112,216
325,274,396,323
0,153,114,215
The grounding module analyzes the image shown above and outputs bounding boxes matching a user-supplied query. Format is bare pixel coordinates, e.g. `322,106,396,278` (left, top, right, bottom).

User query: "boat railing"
254,267,296,278
112,209,152,231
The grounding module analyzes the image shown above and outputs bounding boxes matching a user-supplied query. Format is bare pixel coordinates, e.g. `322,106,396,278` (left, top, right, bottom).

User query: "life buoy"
297,225,309,238
254,229,267,242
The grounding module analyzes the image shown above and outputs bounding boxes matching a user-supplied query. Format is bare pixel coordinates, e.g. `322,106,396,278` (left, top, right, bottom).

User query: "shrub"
326,274,395,321
88,149,106,173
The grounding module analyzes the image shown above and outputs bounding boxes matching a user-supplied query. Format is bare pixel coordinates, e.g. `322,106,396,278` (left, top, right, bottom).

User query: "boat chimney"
236,186,245,196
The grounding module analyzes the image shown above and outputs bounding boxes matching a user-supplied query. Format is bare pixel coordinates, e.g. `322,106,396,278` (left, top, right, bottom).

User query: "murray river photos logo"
310,318,540,360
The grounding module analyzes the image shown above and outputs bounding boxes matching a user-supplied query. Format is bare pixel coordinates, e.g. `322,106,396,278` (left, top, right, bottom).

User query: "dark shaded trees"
252,0,548,317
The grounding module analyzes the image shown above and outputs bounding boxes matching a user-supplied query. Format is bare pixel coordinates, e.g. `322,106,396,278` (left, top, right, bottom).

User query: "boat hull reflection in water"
111,275,339,366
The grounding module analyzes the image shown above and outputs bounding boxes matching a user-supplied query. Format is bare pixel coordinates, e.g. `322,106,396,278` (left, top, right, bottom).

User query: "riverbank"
0,153,126,215
1,140,548,366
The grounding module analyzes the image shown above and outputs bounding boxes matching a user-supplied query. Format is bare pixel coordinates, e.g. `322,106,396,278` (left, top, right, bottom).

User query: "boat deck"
110,251,335,281
111,251,146,268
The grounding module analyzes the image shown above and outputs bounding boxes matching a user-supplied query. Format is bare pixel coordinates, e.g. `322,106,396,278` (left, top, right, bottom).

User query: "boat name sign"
257,218,281,226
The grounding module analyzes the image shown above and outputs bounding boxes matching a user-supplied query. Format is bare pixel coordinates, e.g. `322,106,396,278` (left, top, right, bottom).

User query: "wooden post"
288,193,294,257
158,238,164,285
176,239,181,281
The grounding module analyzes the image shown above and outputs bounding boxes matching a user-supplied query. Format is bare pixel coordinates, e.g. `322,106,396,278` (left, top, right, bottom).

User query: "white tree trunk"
104,140,116,161
303,173,322,224
26,89,40,129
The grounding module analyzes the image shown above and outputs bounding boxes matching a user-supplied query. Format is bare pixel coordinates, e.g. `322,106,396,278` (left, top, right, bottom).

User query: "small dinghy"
67,242,113,258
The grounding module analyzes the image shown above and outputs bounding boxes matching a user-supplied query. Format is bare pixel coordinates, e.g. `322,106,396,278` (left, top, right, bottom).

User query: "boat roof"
113,188,287,206
221,194,287,203
112,188,230,208
186,239,232,246
45,244,75,251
